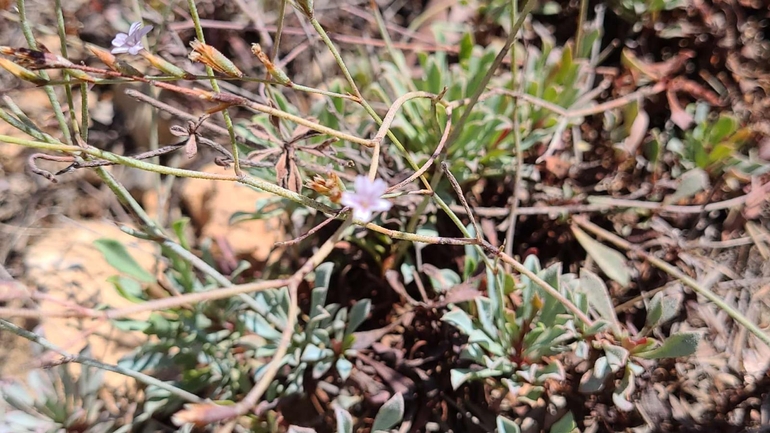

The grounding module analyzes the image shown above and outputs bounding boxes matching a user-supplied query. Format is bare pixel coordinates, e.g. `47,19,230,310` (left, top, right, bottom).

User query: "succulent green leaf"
301,344,329,362
549,412,578,433
427,268,461,292
612,366,636,412
108,276,147,303
602,342,629,371
450,368,502,389
579,356,610,394
312,360,332,379
442,308,477,336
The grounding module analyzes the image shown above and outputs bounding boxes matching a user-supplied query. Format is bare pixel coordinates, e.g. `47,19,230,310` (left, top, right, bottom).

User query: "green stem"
0,133,334,213
575,0,589,58
53,0,79,139
308,16,430,189
443,0,536,150
271,0,288,62
186,0,241,176
131,0,163,223
16,0,72,145
504,0,523,261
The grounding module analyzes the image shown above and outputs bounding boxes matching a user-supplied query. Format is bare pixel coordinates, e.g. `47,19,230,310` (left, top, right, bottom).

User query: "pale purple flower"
111,21,152,55
340,176,393,222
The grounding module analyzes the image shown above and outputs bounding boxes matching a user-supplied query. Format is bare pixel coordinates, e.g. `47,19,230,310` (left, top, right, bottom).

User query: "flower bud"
141,51,194,79
0,58,48,85
65,68,97,83
188,39,242,78
87,44,120,72
251,43,292,85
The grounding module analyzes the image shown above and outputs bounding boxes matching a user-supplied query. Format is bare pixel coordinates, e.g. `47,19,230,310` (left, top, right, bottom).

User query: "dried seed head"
188,39,242,78
307,172,343,203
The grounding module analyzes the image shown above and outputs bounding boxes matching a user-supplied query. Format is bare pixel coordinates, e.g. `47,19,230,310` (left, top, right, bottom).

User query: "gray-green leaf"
636,332,701,359
572,227,631,286
334,407,353,433
580,269,620,334
94,238,154,283
496,415,521,433
345,299,371,336
371,393,404,432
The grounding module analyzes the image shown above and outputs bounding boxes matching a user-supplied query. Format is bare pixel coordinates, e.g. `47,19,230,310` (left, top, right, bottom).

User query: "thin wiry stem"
53,0,79,140
443,0,536,150
15,0,72,145
573,216,770,348
504,0,524,262
0,319,203,403
186,0,242,176
131,0,164,223
308,16,430,189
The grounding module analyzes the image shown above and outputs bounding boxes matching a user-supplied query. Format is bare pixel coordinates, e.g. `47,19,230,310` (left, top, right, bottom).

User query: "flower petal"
128,21,142,35
339,192,360,209
110,46,130,54
370,198,393,213
353,208,373,222
133,24,153,41
353,176,369,194
370,178,388,195
111,34,128,46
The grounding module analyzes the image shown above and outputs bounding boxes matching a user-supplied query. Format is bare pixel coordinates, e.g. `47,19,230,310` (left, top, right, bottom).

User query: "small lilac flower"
111,21,152,55
340,176,393,222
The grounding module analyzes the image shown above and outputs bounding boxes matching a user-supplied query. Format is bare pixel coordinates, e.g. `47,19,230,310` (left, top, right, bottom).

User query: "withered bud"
0,58,48,85
141,51,194,79
188,40,242,78
251,43,292,86
5,47,70,69
87,44,119,72
306,172,342,203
